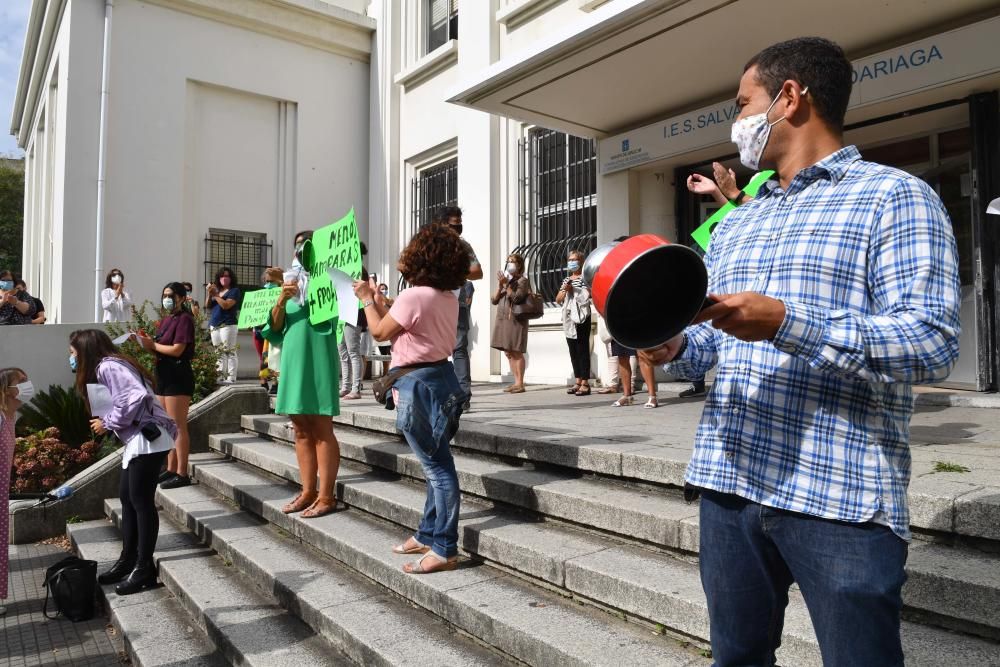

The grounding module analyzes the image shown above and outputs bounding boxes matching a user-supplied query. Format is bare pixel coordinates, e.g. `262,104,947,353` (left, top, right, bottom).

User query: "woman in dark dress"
137,282,195,489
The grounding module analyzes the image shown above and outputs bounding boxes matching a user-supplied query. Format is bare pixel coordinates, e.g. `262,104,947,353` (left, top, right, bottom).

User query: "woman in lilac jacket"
70,329,176,595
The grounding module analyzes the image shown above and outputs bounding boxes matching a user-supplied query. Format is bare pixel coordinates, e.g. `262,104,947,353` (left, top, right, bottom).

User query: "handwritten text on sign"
237,288,282,329
307,208,363,326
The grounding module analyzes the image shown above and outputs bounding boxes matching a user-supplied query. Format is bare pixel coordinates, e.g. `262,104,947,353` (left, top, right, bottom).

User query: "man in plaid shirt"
642,38,960,666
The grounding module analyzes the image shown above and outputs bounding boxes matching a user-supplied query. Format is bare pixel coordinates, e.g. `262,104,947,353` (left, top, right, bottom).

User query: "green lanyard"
691,170,775,252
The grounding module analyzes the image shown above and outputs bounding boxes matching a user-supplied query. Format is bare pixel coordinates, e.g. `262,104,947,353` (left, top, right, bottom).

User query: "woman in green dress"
264,230,341,519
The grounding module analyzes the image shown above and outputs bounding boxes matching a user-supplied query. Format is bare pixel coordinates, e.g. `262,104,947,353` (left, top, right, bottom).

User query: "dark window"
204,229,272,290
517,129,597,305
410,158,458,238
426,0,458,54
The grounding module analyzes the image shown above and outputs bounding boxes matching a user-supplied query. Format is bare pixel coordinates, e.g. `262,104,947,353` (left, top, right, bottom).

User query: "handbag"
511,279,544,321
43,556,98,622
372,359,450,408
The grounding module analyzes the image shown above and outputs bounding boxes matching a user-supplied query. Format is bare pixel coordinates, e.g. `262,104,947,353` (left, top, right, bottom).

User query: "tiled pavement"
1,544,121,667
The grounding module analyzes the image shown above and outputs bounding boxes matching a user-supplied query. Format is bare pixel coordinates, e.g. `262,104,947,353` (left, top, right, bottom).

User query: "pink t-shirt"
389,286,459,367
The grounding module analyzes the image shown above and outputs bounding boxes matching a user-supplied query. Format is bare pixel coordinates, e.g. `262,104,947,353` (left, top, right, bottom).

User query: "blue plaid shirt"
667,146,961,540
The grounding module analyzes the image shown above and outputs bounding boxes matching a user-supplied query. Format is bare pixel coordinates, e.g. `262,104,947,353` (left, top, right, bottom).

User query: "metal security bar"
400,158,459,292
203,230,272,289
516,129,597,305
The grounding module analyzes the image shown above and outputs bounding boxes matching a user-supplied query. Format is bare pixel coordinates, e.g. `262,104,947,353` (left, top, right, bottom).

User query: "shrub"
107,300,221,403
15,385,92,445
10,428,107,494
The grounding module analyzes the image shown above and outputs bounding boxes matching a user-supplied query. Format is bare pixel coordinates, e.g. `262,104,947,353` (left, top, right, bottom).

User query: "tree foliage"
0,163,25,275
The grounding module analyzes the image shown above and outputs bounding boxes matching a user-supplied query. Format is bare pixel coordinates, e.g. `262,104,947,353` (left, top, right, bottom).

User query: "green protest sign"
307,208,364,325
691,170,775,251
236,288,281,329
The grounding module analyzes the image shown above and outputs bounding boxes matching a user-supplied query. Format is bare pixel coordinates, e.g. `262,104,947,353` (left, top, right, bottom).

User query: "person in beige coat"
490,253,529,393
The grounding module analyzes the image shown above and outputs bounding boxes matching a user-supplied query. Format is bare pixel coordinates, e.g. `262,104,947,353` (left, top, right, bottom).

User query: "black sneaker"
269,384,278,395
157,470,177,484
679,383,707,398
160,475,192,490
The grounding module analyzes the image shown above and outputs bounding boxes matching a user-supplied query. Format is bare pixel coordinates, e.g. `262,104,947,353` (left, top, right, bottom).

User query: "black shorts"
610,340,635,358
155,358,195,397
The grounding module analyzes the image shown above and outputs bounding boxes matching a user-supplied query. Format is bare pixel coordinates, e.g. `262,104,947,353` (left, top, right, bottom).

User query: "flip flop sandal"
393,538,431,555
282,492,318,514
508,385,526,394
301,496,337,519
403,553,458,574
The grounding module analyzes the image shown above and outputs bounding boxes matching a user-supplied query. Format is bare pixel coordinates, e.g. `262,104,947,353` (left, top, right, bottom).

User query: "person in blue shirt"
641,37,960,666
204,266,242,384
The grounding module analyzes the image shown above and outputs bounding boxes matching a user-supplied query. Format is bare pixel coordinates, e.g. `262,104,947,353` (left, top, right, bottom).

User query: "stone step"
175,456,712,666
245,411,1000,544
101,502,511,665
83,509,353,666
68,520,226,667
206,436,1000,659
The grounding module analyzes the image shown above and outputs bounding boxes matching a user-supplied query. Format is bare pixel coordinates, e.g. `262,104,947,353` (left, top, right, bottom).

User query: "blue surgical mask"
162,298,174,311
264,282,277,289
0,280,13,291
69,355,78,373
567,260,580,272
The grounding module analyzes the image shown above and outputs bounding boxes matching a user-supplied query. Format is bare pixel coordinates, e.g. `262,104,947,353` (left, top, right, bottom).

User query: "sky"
0,0,32,157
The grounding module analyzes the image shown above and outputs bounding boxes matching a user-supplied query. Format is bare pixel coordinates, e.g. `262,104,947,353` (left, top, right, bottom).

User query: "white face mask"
15,381,35,403
730,87,807,170
506,263,517,274
111,275,122,285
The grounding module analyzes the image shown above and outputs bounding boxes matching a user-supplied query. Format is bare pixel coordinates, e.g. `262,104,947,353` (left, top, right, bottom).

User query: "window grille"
426,0,458,54
203,229,272,290
410,158,458,238
516,129,597,305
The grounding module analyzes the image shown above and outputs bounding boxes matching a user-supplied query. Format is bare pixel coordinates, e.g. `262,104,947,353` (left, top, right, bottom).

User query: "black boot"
114,561,158,596
97,555,136,585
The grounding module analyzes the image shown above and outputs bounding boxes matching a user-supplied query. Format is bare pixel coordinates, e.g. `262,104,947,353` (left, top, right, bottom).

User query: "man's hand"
712,162,741,201
90,418,107,435
2,292,16,306
638,335,686,366
686,173,721,198
692,292,785,341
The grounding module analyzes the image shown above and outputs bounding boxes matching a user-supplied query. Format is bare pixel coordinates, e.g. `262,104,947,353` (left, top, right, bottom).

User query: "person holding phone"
70,329,176,595
137,283,195,489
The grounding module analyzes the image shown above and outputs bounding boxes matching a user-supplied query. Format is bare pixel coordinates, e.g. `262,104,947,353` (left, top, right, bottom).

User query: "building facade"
13,0,1000,390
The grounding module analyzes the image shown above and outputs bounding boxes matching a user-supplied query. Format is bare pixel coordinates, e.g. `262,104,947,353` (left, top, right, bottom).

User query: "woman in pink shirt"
354,224,470,574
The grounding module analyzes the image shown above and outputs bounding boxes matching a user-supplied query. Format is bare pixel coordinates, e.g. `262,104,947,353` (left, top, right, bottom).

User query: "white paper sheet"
327,267,359,328
112,332,136,345
86,384,114,419
988,197,1000,216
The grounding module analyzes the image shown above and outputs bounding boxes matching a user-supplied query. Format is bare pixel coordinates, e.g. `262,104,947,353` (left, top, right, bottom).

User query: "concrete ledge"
189,384,270,454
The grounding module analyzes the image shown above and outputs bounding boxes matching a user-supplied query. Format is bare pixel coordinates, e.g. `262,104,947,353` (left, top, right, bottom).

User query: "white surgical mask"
15,381,35,402
730,87,807,170
162,297,174,311
111,275,122,285
506,263,517,274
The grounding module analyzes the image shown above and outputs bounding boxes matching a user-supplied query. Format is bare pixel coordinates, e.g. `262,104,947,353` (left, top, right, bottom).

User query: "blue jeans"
453,306,471,402
699,489,907,667
394,364,466,559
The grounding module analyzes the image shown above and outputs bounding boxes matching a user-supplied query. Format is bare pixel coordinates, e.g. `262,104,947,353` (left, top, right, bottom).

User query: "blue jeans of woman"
393,364,467,559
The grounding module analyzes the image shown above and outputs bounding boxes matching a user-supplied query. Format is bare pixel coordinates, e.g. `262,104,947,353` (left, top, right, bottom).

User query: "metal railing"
203,230,273,289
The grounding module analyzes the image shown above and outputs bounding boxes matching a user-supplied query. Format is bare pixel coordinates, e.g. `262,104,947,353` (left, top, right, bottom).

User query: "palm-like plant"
15,384,93,446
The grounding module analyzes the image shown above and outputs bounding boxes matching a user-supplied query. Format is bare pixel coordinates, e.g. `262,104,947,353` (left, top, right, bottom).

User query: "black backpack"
43,556,98,622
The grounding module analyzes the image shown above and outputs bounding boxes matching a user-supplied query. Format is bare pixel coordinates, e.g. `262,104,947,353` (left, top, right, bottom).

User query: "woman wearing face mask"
205,267,241,385
263,231,341,519
254,268,284,394
372,283,394,378
0,270,36,326
490,254,530,393
137,283,195,489
101,268,133,323
0,368,34,615
556,250,593,396
70,330,177,595
182,282,200,318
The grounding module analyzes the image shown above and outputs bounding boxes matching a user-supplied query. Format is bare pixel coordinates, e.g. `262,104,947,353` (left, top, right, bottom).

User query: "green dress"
263,299,340,416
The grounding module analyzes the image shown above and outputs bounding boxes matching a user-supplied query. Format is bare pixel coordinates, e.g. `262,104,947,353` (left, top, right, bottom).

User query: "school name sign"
599,16,1000,174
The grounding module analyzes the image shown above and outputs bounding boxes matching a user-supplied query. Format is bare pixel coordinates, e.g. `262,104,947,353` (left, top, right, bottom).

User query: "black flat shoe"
115,563,158,596
98,556,136,585
160,475,192,490
157,470,177,484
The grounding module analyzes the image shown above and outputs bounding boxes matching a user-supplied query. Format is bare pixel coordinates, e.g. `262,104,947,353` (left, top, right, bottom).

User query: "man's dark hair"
432,206,463,224
744,37,853,133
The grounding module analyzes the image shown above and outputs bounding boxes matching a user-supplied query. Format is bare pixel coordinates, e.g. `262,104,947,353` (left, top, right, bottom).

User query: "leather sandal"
301,496,337,519
282,491,318,514
567,383,582,394
403,552,458,574
575,385,591,396
597,384,620,394
393,538,430,555
508,385,526,394
612,395,635,407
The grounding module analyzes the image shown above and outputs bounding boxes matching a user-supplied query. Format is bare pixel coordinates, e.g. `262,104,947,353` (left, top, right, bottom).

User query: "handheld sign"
307,208,363,325
691,170,775,251
237,289,282,329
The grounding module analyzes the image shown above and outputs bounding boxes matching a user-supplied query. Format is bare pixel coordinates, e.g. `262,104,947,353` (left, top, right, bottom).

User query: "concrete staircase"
69,397,1000,666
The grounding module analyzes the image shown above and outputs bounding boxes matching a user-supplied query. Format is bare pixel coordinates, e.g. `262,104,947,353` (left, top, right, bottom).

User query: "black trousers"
565,317,592,380
119,451,169,564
